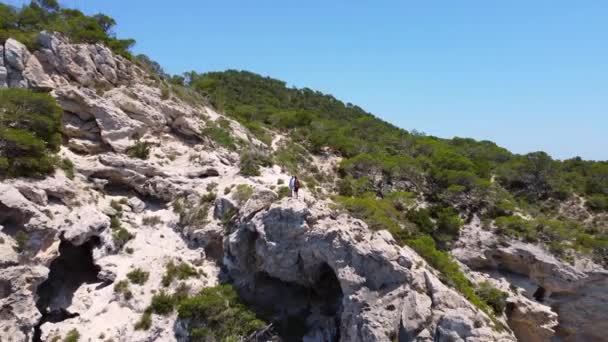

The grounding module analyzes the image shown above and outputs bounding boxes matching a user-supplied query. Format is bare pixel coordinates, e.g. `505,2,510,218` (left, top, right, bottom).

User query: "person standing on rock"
293,176,300,198
289,175,296,198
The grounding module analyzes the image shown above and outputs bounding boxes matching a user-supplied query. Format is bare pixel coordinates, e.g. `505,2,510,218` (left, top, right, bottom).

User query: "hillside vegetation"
0,0,134,56
184,70,608,263
1,1,606,331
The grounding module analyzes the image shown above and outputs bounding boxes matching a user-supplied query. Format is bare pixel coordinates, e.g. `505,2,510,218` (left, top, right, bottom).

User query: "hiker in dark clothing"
290,175,301,199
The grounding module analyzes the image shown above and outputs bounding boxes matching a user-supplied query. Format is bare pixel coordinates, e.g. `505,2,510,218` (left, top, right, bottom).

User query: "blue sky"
7,1,608,160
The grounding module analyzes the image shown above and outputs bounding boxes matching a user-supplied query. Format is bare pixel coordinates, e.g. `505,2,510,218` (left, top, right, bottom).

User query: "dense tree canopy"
0,88,63,177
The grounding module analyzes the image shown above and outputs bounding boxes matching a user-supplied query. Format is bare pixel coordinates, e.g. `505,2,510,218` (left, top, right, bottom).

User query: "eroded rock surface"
0,31,602,342
454,217,608,342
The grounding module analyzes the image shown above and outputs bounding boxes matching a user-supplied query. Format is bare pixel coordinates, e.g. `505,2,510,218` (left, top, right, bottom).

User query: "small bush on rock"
277,186,291,199
234,184,253,204
476,281,509,315
63,329,80,342
177,284,266,341
162,261,198,287
59,158,75,179
15,231,28,252
134,310,152,330
239,149,272,176
142,215,162,226
126,141,152,160
127,268,149,285
201,125,236,150
150,291,175,315
114,280,132,300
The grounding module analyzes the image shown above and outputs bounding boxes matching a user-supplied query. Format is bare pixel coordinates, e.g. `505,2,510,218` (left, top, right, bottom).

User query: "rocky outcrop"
225,199,515,341
1,31,601,342
454,218,608,342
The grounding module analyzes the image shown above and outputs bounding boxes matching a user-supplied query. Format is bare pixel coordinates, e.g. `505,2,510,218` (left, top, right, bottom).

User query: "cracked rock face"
225,200,515,342
453,218,608,342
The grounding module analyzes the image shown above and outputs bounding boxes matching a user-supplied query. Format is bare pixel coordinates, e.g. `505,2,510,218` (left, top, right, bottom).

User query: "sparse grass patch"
142,215,163,226
126,141,152,160
200,192,217,204
114,280,133,300
277,186,291,199
201,124,236,150
150,291,175,315
234,184,253,204
206,182,218,192
135,310,152,330
127,268,150,285
64,329,80,342
110,200,123,213
239,149,272,176
112,226,134,247
162,261,199,287
476,281,509,315
59,158,75,179
15,231,28,252
110,216,122,230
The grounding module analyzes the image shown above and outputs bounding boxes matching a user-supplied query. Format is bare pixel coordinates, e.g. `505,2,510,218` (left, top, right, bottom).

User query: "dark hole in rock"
202,238,224,263
533,286,546,302
386,304,396,311
33,237,102,342
238,263,343,342
0,203,28,236
0,280,11,299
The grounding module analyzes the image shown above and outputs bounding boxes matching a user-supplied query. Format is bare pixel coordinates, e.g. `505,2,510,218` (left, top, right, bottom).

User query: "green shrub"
433,207,463,248
112,227,134,247
150,291,175,315
110,199,124,213
476,281,509,314
134,310,152,330
239,149,272,176
127,268,149,285
406,209,435,234
0,2,134,56
114,280,132,300
142,215,162,226
162,261,198,287
178,202,210,228
15,231,28,252
494,216,537,242
277,186,291,199
59,158,75,179
126,141,152,160
201,125,236,150
587,194,608,212
177,284,266,341
273,142,312,174
63,329,80,342
336,194,412,244
200,192,217,204
0,88,62,178
234,184,254,204
110,216,121,229
406,236,494,317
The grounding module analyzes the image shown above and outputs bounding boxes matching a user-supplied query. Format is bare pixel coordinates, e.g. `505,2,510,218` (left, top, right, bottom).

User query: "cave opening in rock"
240,263,343,342
0,203,27,236
32,237,102,342
533,286,546,302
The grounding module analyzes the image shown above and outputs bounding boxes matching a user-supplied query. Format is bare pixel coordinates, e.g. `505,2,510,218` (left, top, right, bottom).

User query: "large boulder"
225,199,515,342
3,38,54,89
